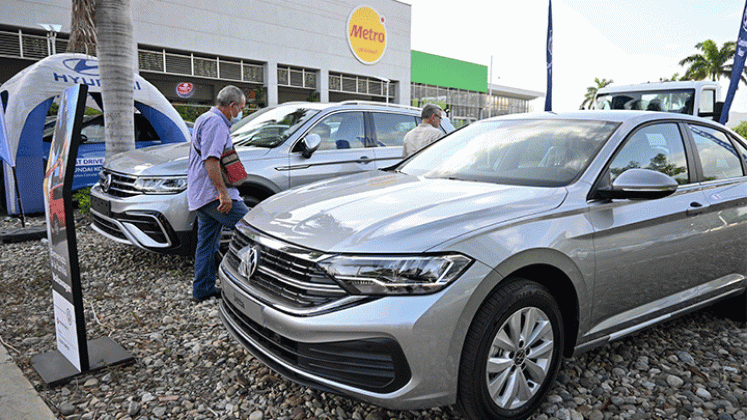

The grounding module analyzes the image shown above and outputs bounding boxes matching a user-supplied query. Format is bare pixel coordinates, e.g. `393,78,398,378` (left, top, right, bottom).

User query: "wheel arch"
493,249,586,357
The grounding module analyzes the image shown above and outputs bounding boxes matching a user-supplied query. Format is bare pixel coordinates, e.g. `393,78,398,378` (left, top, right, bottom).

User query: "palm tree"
679,39,735,81
580,77,613,109
67,0,96,54
94,0,136,160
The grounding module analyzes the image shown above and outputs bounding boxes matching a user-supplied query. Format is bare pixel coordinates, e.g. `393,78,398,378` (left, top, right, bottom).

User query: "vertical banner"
545,0,553,112
43,84,89,372
721,0,747,125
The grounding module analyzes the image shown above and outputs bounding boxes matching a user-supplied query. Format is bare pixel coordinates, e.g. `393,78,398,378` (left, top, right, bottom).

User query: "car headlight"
318,254,473,295
133,176,188,194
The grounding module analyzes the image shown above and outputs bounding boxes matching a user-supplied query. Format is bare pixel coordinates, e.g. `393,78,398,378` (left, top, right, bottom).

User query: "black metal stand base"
30,337,134,386
0,225,47,243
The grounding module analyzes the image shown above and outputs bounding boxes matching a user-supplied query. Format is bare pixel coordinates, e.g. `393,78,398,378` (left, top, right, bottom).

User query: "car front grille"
100,170,141,197
221,297,411,393
223,224,347,311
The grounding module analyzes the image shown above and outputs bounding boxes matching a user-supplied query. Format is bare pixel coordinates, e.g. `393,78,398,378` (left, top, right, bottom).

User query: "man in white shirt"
402,103,444,158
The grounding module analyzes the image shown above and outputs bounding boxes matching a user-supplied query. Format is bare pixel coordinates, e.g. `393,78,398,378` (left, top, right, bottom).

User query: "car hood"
105,143,271,176
246,171,567,253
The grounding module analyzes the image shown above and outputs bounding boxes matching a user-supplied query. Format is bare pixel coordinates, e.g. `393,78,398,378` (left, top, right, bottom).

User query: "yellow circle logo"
347,6,387,65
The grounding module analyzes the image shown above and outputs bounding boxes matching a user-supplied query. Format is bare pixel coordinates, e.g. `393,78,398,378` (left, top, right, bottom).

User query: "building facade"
2,0,411,111
0,0,542,119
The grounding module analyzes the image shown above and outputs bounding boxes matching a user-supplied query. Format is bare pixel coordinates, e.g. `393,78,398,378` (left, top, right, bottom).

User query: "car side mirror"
301,133,321,158
596,168,678,200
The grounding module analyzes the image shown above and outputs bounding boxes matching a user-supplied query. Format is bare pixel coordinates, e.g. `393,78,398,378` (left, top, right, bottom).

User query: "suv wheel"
458,279,564,420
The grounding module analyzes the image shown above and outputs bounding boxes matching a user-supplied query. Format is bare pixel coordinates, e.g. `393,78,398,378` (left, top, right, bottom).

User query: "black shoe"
192,288,222,303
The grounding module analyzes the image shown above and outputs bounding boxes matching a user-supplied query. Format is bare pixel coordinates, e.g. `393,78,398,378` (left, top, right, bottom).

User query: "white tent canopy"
1,53,190,214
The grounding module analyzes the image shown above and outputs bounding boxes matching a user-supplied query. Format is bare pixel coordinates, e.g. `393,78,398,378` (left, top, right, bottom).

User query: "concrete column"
396,81,410,106
319,68,329,103
266,61,278,106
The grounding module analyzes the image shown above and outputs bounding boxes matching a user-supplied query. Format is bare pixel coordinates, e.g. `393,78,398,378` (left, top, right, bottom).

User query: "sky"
401,0,747,113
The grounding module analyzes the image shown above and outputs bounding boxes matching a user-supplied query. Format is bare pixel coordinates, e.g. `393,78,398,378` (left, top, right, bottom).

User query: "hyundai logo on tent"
62,58,100,77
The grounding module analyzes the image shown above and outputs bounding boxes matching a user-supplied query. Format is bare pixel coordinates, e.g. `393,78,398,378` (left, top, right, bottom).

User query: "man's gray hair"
216,85,245,107
421,103,443,119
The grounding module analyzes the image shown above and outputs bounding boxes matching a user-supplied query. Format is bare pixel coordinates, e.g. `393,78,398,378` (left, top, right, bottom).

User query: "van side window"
699,90,715,114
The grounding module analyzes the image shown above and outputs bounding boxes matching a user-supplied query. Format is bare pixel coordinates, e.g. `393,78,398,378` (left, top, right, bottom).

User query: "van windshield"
594,89,695,114
231,105,320,147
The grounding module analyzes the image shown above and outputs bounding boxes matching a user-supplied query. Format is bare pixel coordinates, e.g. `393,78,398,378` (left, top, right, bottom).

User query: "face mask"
231,111,243,125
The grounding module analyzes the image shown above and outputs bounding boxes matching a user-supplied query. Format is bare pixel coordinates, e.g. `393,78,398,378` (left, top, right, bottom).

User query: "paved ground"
0,339,57,420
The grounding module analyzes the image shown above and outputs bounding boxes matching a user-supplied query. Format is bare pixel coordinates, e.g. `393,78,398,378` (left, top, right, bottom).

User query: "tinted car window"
688,125,744,181
312,112,366,150
609,123,689,184
401,119,616,187
372,112,417,146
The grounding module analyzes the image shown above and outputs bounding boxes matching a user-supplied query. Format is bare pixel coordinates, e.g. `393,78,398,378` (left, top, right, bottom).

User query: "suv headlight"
133,176,188,194
318,254,472,295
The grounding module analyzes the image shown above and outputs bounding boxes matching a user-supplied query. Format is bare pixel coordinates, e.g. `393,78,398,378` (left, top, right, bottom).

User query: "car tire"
241,194,261,209
457,278,564,420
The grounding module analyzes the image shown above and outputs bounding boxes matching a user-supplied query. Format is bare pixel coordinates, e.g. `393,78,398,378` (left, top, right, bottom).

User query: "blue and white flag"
545,0,553,112
720,0,747,125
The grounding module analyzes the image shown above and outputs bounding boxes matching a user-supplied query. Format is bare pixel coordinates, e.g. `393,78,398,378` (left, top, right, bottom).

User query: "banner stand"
31,337,134,386
31,84,133,386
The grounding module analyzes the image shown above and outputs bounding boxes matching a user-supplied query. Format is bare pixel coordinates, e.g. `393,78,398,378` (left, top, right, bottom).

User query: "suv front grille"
101,170,141,197
224,225,347,310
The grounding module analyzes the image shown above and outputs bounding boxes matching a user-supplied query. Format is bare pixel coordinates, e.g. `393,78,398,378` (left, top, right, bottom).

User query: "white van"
593,81,722,121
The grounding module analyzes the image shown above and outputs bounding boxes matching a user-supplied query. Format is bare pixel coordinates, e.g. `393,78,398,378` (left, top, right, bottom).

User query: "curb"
0,340,57,420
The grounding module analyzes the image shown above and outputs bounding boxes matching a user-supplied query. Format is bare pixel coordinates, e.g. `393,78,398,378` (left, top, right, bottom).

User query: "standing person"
402,103,445,158
188,85,248,303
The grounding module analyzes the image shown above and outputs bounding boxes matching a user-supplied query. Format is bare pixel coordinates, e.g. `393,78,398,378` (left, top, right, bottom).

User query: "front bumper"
218,257,496,410
90,183,195,255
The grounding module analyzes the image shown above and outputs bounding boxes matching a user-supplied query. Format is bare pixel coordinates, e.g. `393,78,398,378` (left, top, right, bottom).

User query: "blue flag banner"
0,100,13,167
545,0,553,112
721,0,747,125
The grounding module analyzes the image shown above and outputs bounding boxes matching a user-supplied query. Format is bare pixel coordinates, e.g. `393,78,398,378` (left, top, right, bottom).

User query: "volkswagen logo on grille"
101,174,112,193
238,246,260,279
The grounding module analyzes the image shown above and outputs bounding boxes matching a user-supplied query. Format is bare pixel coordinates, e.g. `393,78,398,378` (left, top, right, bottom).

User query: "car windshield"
594,89,695,114
231,105,320,147
399,119,618,187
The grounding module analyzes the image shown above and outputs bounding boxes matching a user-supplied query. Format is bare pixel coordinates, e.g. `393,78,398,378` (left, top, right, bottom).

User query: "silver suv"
219,111,747,420
89,101,454,255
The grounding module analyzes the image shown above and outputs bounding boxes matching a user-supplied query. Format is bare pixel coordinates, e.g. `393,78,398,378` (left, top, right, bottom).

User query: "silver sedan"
218,111,747,420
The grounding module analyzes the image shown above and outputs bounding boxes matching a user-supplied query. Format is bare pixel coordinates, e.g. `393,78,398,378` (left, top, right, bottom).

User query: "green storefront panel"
411,51,487,93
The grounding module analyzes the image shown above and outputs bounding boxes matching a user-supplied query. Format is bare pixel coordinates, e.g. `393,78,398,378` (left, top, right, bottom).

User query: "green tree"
733,121,747,138
679,39,735,81
581,77,613,109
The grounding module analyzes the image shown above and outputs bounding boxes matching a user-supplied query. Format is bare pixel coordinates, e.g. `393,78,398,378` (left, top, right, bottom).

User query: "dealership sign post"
31,84,133,386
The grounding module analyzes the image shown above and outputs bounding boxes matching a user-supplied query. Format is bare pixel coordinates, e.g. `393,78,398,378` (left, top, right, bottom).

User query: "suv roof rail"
339,100,422,112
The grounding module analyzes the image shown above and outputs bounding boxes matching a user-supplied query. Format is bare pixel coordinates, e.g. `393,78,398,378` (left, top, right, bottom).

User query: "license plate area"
90,195,111,217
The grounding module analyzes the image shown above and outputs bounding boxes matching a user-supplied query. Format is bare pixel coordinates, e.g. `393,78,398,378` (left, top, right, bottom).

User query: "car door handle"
358,156,372,164
686,201,708,216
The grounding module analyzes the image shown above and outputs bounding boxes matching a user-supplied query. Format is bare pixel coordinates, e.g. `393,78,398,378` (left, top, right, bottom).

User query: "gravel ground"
2,213,747,420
